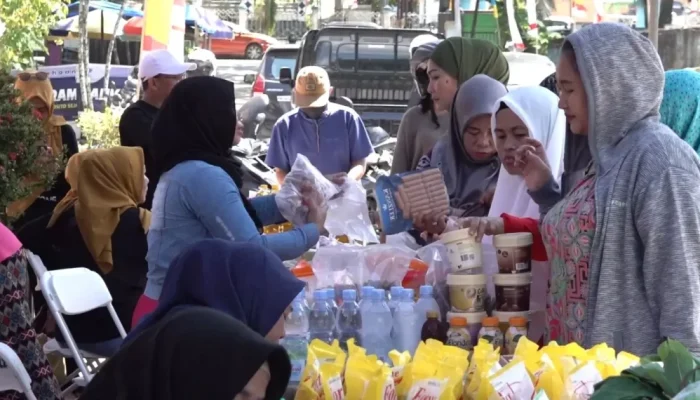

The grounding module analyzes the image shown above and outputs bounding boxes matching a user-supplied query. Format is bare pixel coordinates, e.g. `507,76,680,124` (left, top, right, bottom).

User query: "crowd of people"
0,21,698,399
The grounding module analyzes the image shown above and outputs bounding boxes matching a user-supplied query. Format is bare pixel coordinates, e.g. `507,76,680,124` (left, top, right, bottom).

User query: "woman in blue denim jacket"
131,76,324,326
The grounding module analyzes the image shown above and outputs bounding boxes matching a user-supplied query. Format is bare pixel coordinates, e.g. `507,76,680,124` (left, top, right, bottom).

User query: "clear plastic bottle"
393,288,421,354
336,289,362,351
388,286,403,316
325,288,339,315
414,285,441,330
359,286,374,314
282,292,309,384
308,289,335,344
362,289,393,361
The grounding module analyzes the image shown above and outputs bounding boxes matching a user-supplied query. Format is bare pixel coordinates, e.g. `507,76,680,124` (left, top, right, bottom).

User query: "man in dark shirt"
119,50,195,209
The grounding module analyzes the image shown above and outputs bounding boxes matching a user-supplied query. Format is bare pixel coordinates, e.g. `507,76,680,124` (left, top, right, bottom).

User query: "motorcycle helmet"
186,48,217,77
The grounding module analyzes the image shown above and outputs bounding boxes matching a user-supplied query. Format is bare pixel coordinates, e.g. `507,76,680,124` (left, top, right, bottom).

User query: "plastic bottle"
505,316,528,355
478,316,504,351
414,285,441,329
362,289,394,361
388,286,403,316
421,310,448,343
393,288,421,354
336,289,362,351
359,286,374,314
325,288,339,315
282,292,309,384
446,317,472,350
308,290,334,344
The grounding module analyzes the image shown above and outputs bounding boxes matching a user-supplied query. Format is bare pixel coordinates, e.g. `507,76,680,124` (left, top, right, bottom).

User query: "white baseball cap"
138,49,196,81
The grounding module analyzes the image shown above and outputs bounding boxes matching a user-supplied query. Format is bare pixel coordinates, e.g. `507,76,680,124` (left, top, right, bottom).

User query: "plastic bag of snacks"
402,340,470,400
295,340,346,400
345,340,397,400
465,339,502,399
389,350,412,397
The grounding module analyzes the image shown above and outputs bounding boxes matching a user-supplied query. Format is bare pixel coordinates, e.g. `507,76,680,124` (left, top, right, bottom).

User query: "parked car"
210,30,278,59
243,43,300,138
504,52,556,89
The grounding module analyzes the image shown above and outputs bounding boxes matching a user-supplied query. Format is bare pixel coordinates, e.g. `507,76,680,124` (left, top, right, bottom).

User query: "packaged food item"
440,228,483,274
446,310,486,346
421,311,448,343
388,350,412,397
505,316,528,355
405,340,469,400
445,317,472,350
493,232,533,274
478,317,504,350
493,272,532,312
465,339,502,400
565,361,602,399
296,340,346,400
375,168,450,235
446,273,486,312
487,361,535,400
345,343,396,400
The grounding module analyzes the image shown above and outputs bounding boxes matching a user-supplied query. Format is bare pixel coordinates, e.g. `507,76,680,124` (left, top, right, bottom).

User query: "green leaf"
660,340,697,395
625,363,674,396
682,367,700,389
643,355,663,364
592,376,668,400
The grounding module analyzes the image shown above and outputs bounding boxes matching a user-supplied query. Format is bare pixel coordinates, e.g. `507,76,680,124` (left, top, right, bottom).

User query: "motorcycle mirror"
279,67,293,86
243,74,256,84
255,112,266,123
238,95,270,123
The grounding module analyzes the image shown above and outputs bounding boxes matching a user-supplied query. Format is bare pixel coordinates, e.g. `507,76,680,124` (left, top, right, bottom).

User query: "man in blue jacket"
266,67,373,184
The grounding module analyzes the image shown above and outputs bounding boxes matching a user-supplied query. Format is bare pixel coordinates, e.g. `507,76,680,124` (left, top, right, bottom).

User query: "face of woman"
556,52,589,135
463,114,496,161
494,108,531,175
265,306,291,343
234,120,244,145
29,97,49,120
233,362,270,400
426,60,459,113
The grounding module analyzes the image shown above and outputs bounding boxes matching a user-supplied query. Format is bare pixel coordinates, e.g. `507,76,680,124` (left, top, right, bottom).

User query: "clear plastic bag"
275,154,339,226
416,242,451,320
325,179,379,244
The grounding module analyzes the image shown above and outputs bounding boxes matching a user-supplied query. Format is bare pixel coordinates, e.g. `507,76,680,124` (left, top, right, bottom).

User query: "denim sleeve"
266,119,291,171
185,167,319,260
251,195,286,226
348,111,374,163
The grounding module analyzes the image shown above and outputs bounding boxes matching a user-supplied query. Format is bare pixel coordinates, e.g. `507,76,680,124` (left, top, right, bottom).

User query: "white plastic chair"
39,267,127,389
24,250,46,292
0,343,37,400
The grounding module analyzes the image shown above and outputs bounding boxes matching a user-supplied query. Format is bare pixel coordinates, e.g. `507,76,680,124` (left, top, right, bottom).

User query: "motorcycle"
234,95,278,194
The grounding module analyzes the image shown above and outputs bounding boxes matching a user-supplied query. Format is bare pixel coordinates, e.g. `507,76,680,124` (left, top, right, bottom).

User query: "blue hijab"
661,69,700,154
125,239,304,344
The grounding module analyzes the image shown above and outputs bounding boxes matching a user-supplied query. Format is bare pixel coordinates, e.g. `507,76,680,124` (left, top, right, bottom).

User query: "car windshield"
263,51,297,80
334,43,410,72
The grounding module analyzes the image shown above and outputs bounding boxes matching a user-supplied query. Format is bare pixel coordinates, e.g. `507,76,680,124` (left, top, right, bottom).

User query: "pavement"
215,59,262,108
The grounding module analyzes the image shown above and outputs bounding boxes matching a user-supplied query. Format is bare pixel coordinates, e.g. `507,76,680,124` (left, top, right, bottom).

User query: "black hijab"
81,307,291,400
151,76,263,229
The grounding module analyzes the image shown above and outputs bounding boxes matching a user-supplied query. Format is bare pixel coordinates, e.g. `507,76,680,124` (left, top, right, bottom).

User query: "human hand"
325,172,348,186
514,138,553,192
413,211,448,236
480,185,496,207
458,217,505,242
301,183,328,233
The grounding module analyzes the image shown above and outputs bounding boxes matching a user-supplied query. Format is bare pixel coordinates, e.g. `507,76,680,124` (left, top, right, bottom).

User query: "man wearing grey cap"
391,36,449,174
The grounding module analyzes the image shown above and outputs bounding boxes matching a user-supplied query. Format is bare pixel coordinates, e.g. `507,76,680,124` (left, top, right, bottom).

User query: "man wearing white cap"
119,49,195,209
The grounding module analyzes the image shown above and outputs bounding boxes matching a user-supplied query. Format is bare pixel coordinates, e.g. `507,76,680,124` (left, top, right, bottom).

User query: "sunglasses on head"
17,71,49,82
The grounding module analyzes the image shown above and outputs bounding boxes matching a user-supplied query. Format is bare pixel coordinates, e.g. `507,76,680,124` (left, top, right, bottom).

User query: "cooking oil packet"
295,339,346,400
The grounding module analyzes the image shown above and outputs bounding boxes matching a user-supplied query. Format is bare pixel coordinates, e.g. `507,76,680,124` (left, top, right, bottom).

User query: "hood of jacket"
565,23,665,173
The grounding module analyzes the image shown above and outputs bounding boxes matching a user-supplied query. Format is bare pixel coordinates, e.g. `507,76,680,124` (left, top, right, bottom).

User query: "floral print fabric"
541,170,596,345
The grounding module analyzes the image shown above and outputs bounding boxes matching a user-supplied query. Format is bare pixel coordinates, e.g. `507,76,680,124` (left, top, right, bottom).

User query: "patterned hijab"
660,69,700,153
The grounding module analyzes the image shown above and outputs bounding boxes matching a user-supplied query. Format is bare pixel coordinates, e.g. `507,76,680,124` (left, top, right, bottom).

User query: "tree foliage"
0,0,67,70
0,72,63,225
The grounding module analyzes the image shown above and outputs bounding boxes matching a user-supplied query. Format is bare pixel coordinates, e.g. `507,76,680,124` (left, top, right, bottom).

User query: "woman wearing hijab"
417,75,507,217
139,76,322,324
515,23,700,354
0,223,60,400
127,239,303,344
18,147,150,356
9,71,79,230
391,39,449,174
660,69,700,152
81,307,291,400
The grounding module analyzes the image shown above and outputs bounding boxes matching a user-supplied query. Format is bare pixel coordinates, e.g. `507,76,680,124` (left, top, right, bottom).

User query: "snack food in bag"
403,340,469,400
296,340,347,400
389,350,412,398
465,339,501,400
512,337,565,400
487,361,535,400
345,341,396,400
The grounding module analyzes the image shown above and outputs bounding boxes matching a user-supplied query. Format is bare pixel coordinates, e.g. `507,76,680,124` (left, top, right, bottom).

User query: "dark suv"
243,43,300,139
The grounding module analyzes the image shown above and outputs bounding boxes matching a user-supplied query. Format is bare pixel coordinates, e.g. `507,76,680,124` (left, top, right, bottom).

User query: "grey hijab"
429,75,507,216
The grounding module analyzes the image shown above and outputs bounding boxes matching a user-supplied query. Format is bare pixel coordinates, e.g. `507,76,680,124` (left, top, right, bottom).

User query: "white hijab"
483,85,566,343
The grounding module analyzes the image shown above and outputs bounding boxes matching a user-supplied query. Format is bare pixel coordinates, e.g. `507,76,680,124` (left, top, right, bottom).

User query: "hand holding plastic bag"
324,178,379,244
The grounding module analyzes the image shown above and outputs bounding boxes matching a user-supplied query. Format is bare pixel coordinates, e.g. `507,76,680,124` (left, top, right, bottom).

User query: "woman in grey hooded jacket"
520,23,700,356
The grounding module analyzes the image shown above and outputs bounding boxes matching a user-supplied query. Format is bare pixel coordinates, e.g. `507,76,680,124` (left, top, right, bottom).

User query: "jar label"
449,285,486,312
494,285,530,312
446,328,472,350
496,246,532,274
446,240,483,272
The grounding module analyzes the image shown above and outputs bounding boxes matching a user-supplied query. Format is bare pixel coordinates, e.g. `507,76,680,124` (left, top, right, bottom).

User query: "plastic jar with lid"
493,272,532,312
445,317,472,350
446,273,487,312
505,316,528,355
440,228,483,274
478,317,504,350
493,232,533,274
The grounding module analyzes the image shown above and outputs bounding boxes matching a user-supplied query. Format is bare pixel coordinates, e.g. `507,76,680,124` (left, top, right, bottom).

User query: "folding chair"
0,343,37,400
24,251,46,292
39,267,127,392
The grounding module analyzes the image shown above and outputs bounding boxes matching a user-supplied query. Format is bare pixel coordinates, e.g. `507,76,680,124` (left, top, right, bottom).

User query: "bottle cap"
342,289,357,301
362,286,374,297
372,289,384,300
450,317,468,327
403,288,415,299
482,316,499,327
509,316,528,327
419,285,433,296
313,290,326,300
390,286,403,296
426,310,439,319
325,288,336,300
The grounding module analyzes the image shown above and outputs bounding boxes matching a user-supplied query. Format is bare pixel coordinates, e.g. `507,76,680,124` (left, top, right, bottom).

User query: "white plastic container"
440,228,483,274
493,232,534,274
446,273,487,312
